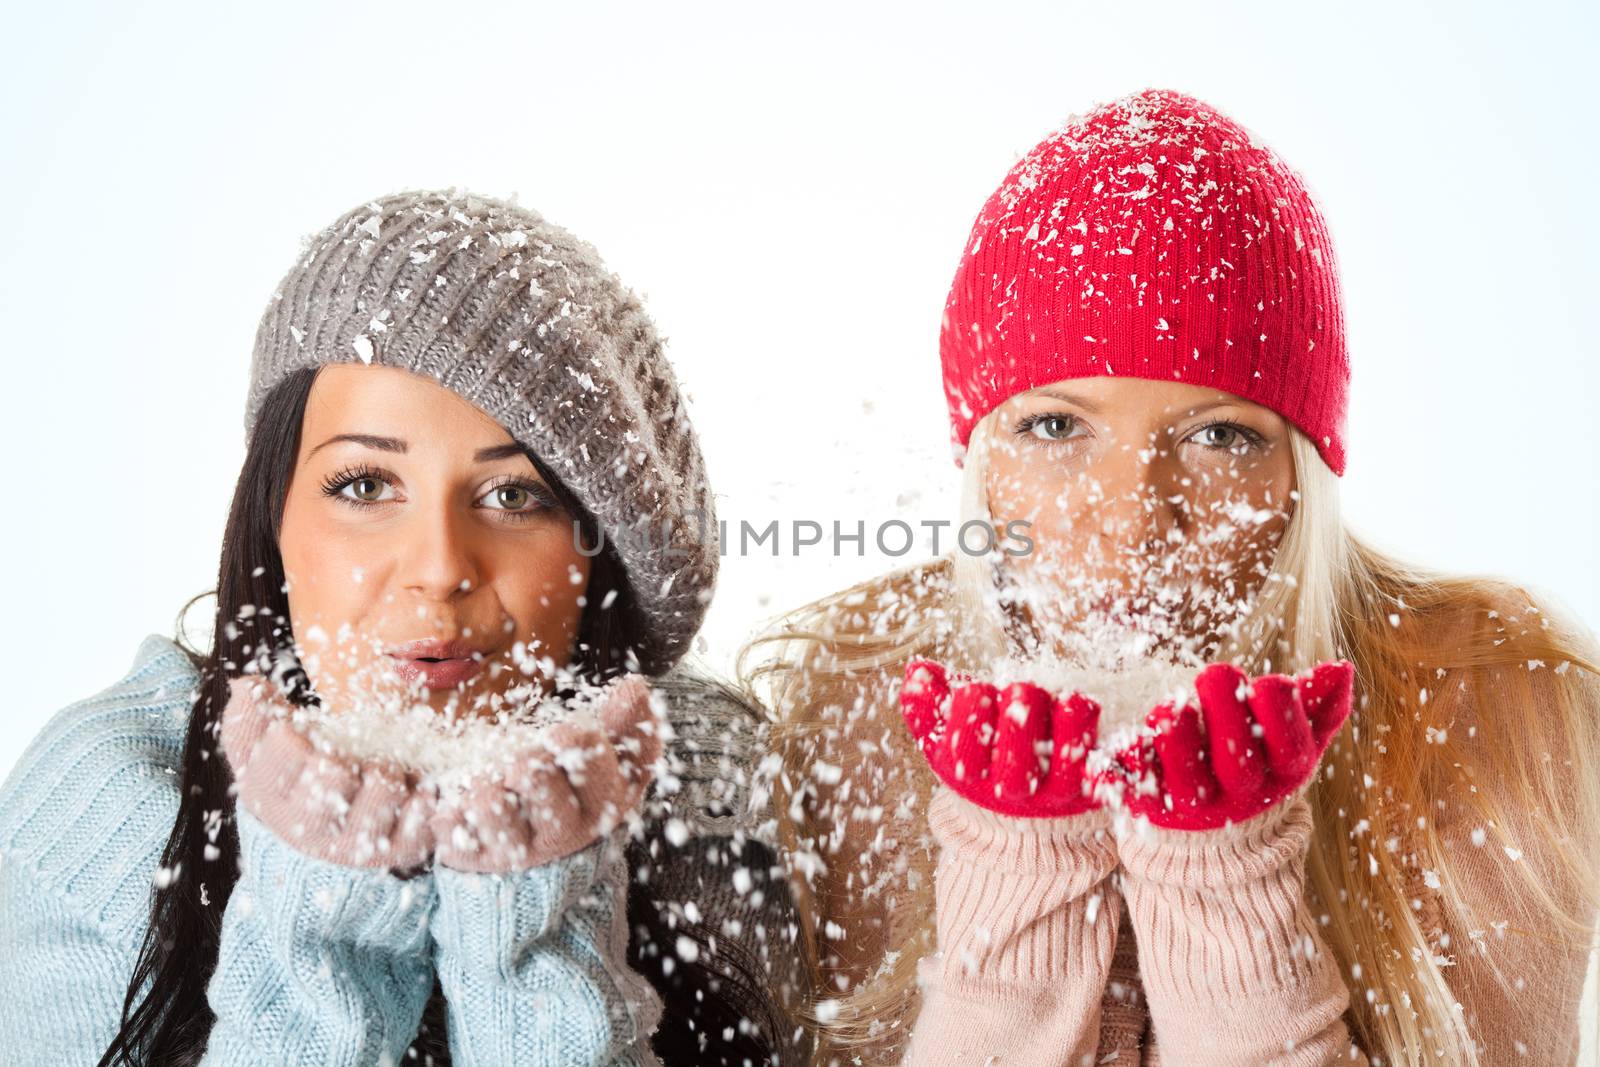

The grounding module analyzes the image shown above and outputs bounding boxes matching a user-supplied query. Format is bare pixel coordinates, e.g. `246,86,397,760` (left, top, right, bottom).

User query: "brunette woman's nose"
399,509,481,601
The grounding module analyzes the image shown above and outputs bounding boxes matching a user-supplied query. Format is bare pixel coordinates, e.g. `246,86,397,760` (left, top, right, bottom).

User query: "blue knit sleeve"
430,830,664,1066
0,847,144,1060
199,807,436,1066
1,813,437,1067
0,634,195,1061
0,634,439,1066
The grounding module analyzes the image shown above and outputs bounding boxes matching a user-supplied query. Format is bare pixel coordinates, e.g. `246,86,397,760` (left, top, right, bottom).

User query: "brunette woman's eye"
1017,413,1084,442
320,465,397,507
348,476,384,501
479,478,560,519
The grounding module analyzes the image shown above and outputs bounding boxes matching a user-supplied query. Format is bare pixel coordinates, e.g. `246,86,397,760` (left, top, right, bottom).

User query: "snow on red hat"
940,87,1350,475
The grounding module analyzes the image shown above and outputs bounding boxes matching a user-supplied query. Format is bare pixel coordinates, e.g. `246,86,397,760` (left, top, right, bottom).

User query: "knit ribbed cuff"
926,788,1119,985
904,789,1124,1066
1117,791,1323,998
204,808,437,1065
1116,791,1356,1066
232,806,436,950
430,829,663,1064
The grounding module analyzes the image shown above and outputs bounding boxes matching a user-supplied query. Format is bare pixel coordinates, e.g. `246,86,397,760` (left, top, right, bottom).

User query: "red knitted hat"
940,87,1350,475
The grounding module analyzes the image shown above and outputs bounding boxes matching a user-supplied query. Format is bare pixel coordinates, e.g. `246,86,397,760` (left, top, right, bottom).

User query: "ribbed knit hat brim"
941,88,1350,475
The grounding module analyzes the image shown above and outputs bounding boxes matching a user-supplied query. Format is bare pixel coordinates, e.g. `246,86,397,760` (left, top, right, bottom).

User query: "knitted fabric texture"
903,789,1361,1066
246,189,716,674
904,790,1123,1066
0,633,808,1064
1115,791,1362,1065
628,664,815,1066
431,832,665,1065
940,87,1351,475
893,666,1600,1063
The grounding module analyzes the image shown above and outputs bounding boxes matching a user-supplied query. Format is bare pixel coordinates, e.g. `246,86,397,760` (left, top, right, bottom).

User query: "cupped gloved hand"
1113,658,1356,831
219,673,436,871
898,657,1128,1066
428,674,666,873
1109,657,1365,1066
899,656,1357,827
220,670,668,875
899,657,1115,818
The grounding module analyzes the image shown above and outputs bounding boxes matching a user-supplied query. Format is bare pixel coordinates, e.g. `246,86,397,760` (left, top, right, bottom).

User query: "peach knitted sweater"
901,666,1599,1066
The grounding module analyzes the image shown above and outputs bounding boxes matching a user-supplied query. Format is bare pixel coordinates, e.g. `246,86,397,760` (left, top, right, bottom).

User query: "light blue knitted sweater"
0,633,663,1066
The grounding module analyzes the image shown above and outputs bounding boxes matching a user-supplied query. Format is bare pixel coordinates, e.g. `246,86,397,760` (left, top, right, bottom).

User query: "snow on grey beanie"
245,188,717,676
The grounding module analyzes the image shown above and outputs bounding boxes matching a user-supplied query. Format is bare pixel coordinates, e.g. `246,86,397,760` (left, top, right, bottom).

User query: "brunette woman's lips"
384,639,488,690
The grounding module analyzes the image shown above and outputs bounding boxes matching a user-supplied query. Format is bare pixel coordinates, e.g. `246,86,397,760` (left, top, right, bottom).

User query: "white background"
3,0,1596,1048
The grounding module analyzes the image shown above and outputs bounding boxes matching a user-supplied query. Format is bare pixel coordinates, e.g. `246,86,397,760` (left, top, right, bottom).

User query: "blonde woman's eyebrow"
1028,390,1242,419
1030,388,1103,413
307,433,526,463
1170,400,1246,418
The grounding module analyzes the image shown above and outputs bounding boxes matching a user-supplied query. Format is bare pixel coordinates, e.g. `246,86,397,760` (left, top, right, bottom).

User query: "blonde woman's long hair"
736,410,1600,1066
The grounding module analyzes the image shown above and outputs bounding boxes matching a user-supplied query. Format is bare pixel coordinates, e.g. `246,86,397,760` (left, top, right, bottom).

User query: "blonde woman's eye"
1188,421,1263,453
1021,414,1083,442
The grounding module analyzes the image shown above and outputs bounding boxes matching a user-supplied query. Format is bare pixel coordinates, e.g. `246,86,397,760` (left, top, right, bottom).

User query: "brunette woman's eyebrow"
472,443,528,462
307,434,527,463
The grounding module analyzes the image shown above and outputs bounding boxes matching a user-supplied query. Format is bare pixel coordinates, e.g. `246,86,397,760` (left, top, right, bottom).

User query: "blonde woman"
739,88,1600,1065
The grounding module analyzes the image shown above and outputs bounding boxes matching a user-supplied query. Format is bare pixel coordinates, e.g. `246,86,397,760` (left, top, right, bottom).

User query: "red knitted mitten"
1115,659,1355,831
899,657,1117,818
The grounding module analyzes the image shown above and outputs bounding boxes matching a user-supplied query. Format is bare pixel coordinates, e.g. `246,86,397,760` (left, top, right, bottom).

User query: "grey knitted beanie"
246,188,717,676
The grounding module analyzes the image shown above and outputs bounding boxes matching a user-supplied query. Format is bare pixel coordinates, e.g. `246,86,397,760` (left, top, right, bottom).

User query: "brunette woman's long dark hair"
97,366,782,1066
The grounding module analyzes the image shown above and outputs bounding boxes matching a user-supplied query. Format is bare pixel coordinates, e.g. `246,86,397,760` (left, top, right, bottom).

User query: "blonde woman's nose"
1088,474,1181,556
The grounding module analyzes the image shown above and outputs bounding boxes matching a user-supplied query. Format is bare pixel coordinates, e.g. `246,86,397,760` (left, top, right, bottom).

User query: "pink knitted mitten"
429,675,665,873
218,673,435,870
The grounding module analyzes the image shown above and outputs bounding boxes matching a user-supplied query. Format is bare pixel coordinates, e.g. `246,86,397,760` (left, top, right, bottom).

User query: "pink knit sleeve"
903,789,1123,1067
1116,789,1366,1067
1422,661,1600,1062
